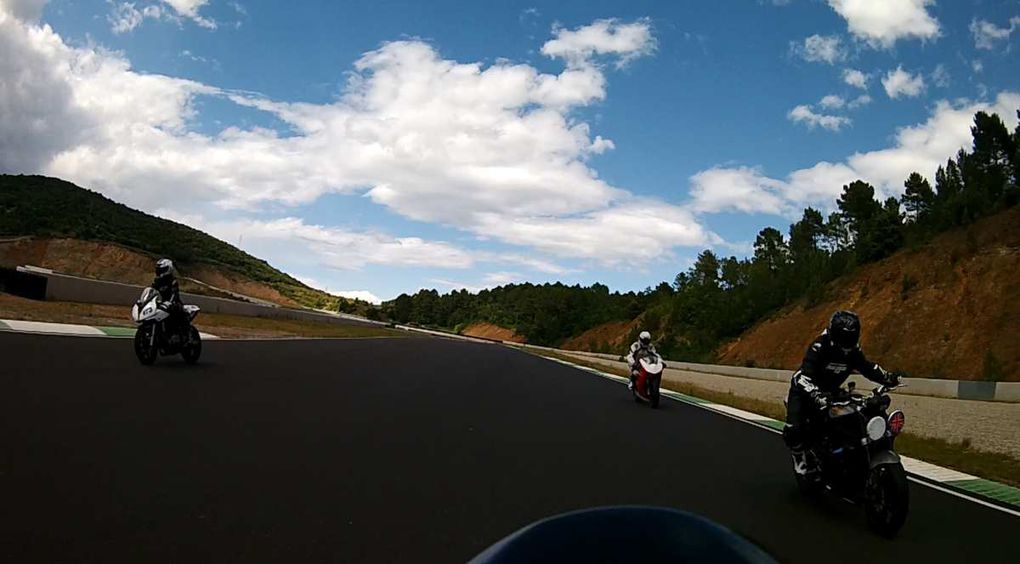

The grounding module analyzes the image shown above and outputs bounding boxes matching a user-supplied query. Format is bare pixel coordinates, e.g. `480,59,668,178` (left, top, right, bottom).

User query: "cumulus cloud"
842,68,868,89
792,34,845,64
882,66,926,99
178,216,477,270
690,92,1020,215
541,18,655,68
337,290,382,304
847,94,872,109
0,12,713,271
819,95,845,109
160,0,216,28
826,0,940,48
970,16,1020,50
109,3,170,34
1,0,45,21
788,104,852,132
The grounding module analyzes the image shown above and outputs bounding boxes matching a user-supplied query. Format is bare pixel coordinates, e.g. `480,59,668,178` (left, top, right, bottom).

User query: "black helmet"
155,258,175,281
827,310,860,353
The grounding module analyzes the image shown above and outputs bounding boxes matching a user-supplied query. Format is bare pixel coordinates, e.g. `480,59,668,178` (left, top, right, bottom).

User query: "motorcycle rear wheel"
134,325,157,365
181,326,202,365
865,463,909,537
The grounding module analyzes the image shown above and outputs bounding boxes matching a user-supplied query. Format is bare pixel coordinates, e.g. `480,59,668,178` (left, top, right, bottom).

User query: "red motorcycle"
629,351,665,408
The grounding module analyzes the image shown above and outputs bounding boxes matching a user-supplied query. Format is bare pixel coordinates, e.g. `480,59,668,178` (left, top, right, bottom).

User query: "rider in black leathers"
783,310,900,474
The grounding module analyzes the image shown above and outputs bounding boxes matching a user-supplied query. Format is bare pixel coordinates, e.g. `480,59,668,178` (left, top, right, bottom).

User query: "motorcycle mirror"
847,381,856,392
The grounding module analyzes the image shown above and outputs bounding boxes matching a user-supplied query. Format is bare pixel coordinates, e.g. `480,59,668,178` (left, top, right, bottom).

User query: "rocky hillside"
716,206,1020,381
0,175,363,311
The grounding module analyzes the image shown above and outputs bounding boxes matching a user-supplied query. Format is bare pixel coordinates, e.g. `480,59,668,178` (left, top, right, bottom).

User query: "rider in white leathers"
626,331,656,390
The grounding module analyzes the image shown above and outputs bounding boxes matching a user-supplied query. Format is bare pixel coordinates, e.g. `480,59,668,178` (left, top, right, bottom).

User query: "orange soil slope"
559,318,640,354
716,207,1020,381
0,238,300,307
461,321,527,343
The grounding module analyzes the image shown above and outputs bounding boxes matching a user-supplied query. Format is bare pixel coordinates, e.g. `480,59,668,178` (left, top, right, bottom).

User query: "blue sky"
2,0,1019,302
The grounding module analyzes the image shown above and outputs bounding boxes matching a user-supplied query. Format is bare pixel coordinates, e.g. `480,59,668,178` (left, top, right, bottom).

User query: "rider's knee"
782,424,804,450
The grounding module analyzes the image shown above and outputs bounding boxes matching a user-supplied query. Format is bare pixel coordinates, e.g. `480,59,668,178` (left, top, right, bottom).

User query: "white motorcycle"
130,287,202,365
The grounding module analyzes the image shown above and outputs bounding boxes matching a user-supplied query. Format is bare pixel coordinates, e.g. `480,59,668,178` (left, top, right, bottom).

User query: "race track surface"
1,333,1016,563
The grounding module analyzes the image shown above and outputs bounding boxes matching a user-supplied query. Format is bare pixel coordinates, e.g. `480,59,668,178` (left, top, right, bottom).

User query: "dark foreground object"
0,333,1017,563
470,506,777,564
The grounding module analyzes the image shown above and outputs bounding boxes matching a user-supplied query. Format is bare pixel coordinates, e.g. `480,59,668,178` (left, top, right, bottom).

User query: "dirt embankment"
560,318,640,354
461,322,526,343
717,207,1020,381
0,238,299,307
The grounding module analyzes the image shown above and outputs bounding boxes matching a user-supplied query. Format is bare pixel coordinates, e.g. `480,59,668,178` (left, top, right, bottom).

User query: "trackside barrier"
505,344,1020,404
15,267,386,328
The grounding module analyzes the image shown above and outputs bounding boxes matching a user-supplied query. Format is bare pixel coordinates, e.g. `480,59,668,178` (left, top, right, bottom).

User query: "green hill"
0,174,349,310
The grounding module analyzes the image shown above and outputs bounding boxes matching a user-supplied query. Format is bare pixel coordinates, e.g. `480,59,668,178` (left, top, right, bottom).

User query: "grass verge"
0,292,407,339
525,347,1020,488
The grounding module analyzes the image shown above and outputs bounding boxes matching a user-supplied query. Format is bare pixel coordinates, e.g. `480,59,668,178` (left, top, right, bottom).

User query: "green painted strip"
945,479,1020,507
0,320,9,331
98,326,136,337
757,419,787,431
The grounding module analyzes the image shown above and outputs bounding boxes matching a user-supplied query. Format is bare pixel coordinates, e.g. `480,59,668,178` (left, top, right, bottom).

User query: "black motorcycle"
794,382,908,537
130,287,202,365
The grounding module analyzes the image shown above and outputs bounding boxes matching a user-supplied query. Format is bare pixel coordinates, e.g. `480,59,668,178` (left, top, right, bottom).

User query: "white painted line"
707,403,778,422
901,456,976,482
528,349,1020,518
1,320,105,336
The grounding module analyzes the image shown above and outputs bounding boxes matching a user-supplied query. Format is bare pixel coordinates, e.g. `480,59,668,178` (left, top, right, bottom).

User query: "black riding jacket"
792,331,891,396
153,276,181,306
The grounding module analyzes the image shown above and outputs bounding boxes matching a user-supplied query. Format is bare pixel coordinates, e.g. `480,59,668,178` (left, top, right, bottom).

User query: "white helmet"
639,331,652,346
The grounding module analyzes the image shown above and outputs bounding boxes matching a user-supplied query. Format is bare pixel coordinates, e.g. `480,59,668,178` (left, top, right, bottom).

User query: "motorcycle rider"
153,258,185,340
783,310,900,475
626,331,656,391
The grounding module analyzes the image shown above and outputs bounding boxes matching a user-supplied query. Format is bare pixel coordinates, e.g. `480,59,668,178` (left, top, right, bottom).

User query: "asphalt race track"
1,332,1017,563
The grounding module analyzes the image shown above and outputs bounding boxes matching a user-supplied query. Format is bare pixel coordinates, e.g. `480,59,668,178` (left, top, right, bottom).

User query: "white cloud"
842,68,868,89
970,16,1020,50
109,3,170,34
827,0,940,48
847,94,872,109
690,92,1020,215
179,216,477,270
972,59,984,73
788,104,852,131
337,290,382,305
160,0,216,29
819,94,845,109
541,18,655,68
792,34,845,64
689,167,790,215
882,66,925,99
0,12,716,268
931,64,950,88
0,0,46,21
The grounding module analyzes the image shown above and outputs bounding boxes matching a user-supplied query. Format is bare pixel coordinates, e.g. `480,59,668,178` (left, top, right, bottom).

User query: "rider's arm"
793,340,823,394
851,348,894,385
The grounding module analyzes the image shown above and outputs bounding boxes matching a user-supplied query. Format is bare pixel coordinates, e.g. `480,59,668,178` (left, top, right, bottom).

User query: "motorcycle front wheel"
864,463,909,537
181,326,202,365
134,325,157,365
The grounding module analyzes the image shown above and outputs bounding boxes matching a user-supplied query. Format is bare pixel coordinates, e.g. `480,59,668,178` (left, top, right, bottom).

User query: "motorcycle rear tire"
134,325,157,365
650,390,660,408
181,326,202,365
865,463,909,538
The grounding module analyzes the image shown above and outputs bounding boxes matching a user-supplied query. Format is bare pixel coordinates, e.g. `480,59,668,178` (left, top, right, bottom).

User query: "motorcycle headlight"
866,416,887,441
887,410,905,436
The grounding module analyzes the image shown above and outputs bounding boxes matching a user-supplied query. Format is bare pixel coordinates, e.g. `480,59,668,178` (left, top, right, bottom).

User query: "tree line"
382,109,1020,357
